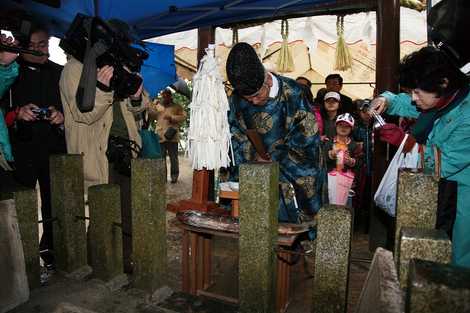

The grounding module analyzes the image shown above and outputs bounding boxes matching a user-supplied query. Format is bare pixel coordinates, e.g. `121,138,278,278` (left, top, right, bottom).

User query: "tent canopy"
2,0,374,39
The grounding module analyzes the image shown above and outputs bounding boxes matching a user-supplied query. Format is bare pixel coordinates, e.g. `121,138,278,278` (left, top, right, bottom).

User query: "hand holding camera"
0,33,19,66
357,98,386,129
97,65,114,88
17,103,63,124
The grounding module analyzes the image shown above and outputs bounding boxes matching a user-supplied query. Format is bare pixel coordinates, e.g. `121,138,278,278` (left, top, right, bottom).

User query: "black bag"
164,127,177,140
106,135,141,177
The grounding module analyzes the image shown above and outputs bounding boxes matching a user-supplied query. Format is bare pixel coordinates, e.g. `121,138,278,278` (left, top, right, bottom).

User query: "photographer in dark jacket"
1,24,66,270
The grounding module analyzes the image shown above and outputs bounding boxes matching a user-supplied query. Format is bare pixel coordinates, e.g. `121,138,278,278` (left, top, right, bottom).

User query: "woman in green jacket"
373,47,470,268
0,34,19,170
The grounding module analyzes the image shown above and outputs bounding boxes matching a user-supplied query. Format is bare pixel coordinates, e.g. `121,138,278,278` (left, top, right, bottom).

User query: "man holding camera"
1,24,66,270
59,18,149,272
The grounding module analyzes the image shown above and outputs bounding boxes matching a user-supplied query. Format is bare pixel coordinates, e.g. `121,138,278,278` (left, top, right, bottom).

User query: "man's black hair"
296,76,312,88
325,73,343,85
399,46,468,97
29,22,50,38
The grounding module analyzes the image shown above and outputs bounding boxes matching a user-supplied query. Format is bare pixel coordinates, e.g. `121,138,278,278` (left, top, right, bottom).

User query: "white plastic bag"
374,134,420,216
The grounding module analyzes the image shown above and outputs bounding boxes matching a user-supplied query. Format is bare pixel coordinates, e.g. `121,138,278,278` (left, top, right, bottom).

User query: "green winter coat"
0,62,18,164
382,89,470,268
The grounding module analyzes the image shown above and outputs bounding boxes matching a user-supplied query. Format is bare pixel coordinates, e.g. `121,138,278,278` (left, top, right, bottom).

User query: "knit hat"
226,42,265,96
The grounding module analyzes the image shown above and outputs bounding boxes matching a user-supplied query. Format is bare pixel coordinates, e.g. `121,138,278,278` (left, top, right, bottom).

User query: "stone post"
13,189,40,289
88,184,123,281
397,227,451,289
239,163,279,313
406,259,470,313
0,200,29,312
356,248,403,313
312,205,352,313
131,158,167,292
50,154,87,273
395,169,438,257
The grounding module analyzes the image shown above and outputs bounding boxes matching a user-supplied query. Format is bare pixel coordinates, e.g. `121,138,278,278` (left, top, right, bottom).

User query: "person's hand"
97,66,114,87
255,153,271,162
378,123,405,146
370,96,388,115
17,103,39,122
163,114,172,121
344,154,356,167
129,75,143,100
47,106,64,125
328,149,337,160
0,34,19,66
321,135,329,142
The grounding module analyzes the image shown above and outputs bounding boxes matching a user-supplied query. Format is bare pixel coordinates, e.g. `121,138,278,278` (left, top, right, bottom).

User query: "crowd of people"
1,18,469,276
225,42,469,269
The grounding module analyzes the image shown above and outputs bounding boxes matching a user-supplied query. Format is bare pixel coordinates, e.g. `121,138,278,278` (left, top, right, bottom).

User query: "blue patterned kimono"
229,74,322,223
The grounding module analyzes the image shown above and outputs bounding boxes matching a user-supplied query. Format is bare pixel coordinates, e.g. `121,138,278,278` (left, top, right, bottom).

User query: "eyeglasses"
28,40,48,50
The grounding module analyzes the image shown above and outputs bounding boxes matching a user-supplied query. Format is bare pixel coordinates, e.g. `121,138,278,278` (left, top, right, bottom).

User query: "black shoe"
170,178,178,184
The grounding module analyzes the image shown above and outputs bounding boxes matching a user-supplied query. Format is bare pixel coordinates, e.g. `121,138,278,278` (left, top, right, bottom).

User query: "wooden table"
173,219,305,313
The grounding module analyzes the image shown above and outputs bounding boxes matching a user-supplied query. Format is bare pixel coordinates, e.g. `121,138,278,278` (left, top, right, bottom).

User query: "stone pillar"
13,189,40,289
356,248,403,313
239,163,279,313
312,205,352,313
50,154,87,273
395,169,438,257
406,259,470,313
398,227,451,289
0,200,29,313
88,184,123,281
131,158,167,292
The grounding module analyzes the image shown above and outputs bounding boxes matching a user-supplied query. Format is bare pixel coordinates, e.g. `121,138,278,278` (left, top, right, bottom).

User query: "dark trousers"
14,155,54,265
437,178,458,240
108,165,132,273
161,141,179,181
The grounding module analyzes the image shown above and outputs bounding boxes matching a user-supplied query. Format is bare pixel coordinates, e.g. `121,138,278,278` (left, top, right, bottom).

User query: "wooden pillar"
369,0,400,252
197,26,215,66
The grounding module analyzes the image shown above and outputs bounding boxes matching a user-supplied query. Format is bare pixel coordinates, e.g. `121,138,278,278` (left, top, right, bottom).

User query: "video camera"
0,11,45,57
59,14,148,111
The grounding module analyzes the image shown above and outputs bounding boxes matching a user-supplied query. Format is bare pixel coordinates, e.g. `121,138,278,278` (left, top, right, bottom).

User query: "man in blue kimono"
226,42,322,223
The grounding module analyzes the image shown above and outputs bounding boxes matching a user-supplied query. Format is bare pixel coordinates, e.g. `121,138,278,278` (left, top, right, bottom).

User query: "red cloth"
4,110,17,127
379,123,405,146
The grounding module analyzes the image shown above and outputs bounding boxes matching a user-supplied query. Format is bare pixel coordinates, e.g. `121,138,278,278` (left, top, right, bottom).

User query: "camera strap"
76,18,108,113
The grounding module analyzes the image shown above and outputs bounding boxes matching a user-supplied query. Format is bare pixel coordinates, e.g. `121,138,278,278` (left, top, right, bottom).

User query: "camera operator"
0,24,66,271
59,19,149,272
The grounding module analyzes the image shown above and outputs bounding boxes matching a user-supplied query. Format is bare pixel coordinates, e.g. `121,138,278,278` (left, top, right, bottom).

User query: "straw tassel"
187,45,233,170
334,15,353,71
276,19,295,73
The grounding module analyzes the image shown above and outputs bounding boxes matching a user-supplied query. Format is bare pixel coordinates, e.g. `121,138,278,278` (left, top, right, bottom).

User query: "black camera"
31,107,52,120
59,14,148,106
0,11,45,57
